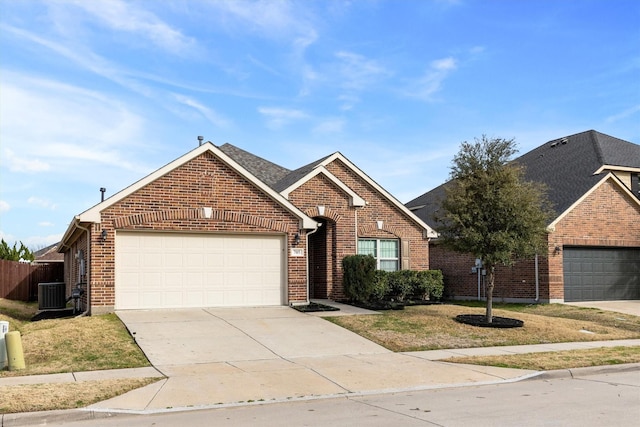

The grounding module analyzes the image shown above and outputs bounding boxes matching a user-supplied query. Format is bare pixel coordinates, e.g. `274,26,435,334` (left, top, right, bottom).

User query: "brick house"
406,130,640,303
59,142,436,314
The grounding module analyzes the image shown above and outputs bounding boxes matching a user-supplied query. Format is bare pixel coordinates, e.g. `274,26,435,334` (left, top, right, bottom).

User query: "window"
357,239,399,271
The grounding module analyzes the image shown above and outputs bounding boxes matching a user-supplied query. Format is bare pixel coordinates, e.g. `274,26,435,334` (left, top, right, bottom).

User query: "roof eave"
547,172,640,231
280,165,366,207
322,152,438,237
594,165,640,174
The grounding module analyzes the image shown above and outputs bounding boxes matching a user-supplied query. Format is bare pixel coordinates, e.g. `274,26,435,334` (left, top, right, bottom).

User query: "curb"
4,363,638,426
532,362,640,380
1,409,126,427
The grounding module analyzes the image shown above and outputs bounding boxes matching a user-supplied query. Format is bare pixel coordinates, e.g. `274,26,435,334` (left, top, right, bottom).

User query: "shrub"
386,270,414,302
416,270,444,300
370,270,389,302
342,255,377,303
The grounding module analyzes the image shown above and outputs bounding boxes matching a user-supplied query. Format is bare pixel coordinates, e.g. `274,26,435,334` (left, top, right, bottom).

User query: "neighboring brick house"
59,142,436,314
406,130,640,303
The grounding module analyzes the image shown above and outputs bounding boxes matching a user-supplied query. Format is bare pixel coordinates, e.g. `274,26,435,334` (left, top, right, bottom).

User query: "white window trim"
358,238,399,271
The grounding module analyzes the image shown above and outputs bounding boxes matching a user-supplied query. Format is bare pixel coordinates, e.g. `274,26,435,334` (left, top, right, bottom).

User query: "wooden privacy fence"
0,259,65,302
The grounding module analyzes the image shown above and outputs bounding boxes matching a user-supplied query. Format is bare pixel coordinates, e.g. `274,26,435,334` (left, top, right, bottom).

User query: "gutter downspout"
534,254,540,302
305,224,322,304
74,222,91,317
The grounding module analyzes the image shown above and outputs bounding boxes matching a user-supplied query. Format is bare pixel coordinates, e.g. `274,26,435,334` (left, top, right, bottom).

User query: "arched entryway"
308,217,337,299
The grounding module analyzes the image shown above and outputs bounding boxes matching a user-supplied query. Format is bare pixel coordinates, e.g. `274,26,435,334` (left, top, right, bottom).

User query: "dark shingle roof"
272,154,334,192
406,130,640,228
219,143,338,193
218,143,291,188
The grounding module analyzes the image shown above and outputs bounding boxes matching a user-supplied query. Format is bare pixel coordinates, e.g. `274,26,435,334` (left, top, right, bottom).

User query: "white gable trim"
547,172,640,231
64,142,316,240
280,166,366,207
594,165,640,174
317,152,438,238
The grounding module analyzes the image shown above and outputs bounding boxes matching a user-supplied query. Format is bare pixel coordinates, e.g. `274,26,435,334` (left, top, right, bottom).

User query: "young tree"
0,239,35,262
436,136,552,323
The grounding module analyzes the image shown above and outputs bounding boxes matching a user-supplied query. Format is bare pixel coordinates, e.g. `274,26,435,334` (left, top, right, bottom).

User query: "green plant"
386,270,414,302
436,136,552,322
416,270,444,300
0,239,34,262
370,270,389,302
342,255,377,303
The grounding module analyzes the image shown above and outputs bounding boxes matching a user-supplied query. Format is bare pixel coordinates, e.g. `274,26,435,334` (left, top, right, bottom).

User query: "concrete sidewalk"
1,301,639,422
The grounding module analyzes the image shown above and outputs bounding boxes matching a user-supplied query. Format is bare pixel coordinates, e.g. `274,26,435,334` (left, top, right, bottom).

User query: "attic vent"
561,137,568,144
550,142,559,148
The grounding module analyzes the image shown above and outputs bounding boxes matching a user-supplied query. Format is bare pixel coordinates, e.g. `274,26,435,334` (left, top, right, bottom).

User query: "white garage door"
115,231,285,309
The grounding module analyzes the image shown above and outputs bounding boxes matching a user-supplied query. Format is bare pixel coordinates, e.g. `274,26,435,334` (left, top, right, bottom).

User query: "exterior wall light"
293,233,300,246
554,245,562,255
101,229,108,241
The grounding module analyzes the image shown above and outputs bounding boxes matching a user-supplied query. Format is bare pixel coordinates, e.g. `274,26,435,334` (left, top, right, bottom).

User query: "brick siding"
430,177,640,302
84,152,305,311
290,159,430,301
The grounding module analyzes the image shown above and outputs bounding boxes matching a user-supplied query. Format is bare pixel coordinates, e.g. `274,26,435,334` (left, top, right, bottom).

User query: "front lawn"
0,299,149,377
0,298,156,414
327,302,640,352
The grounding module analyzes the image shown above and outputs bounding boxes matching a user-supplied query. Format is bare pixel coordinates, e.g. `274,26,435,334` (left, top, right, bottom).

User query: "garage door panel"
116,232,285,309
564,247,640,302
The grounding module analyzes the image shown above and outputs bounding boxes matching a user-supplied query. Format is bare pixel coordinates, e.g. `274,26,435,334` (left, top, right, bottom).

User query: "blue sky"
1,0,639,249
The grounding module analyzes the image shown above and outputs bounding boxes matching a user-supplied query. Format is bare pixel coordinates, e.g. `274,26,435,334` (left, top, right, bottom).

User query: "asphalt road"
8,368,640,427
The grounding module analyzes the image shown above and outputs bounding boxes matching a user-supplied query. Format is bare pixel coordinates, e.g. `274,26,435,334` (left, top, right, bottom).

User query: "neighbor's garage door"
115,231,285,309
563,247,640,302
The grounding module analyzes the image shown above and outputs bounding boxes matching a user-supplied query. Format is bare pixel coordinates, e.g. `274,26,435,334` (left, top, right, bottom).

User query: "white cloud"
335,51,391,91
63,0,196,55
405,56,458,101
605,104,640,123
0,72,148,174
22,233,63,249
1,25,154,98
207,0,312,40
27,197,57,210
3,149,51,173
0,200,10,213
258,107,308,129
313,118,345,134
174,94,231,129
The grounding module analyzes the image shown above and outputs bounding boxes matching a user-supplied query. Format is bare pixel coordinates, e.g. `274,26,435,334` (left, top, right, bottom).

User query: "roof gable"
221,144,435,235
406,130,640,229
548,172,640,230
305,152,437,237
280,165,366,207
514,130,640,216
63,143,317,243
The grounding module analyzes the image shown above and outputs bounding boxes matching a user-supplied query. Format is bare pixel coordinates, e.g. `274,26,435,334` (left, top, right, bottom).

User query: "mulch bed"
31,308,76,321
293,302,340,313
455,314,524,328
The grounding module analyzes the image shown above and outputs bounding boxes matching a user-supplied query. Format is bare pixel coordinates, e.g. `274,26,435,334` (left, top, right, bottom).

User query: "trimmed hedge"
342,255,377,303
342,255,444,304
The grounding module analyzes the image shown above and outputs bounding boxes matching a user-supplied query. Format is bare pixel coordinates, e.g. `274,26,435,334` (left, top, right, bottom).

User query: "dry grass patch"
0,378,160,413
327,303,640,352
0,299,149,377
443,346,640,371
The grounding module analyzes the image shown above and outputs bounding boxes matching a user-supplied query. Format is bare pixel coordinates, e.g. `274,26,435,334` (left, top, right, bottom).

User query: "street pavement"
4,364,639,427
1,299,639,425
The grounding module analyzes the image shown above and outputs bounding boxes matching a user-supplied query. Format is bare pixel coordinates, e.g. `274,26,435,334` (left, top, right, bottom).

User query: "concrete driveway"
565,300,640,317
116,306,389,368
105,306,535,412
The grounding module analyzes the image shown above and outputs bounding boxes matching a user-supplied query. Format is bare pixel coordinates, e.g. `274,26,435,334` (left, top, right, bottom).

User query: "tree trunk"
485,265,495,323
